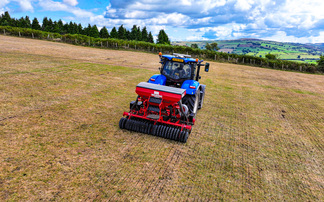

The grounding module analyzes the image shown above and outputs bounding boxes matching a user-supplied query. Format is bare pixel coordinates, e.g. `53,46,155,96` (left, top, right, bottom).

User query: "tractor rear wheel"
198,90,205,109
182,90,200,117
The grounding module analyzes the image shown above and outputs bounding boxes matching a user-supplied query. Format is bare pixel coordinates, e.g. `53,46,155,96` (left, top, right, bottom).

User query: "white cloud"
149,13,191,27
1,0,34,12
262,0,324,30
0,0,10,8
104,3,117,18
196,22,248,40
264,31,324,44
63,0,78,7
232,32,245,38
185,35,204,41
124,10,150,19
38,0,93,18
2,0,324,43
232,22,247,31
197,0,227,13
18,0,33,12
39,0,68,11
125,0,227,15
180,0,192,6
149,25,167,36
234,0,254,11
128,2,158,11
71,8,93,18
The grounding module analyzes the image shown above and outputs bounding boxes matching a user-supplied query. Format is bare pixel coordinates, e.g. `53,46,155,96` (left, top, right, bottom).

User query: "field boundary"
1,26,323,74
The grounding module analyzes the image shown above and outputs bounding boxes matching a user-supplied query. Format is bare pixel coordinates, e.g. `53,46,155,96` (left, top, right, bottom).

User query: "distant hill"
172,39,324,64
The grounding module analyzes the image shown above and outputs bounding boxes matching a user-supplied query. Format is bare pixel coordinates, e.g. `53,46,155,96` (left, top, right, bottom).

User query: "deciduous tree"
210,42,219,50
191,44,198,49
265,53,276,60
205,42,218,51
316,55,324,72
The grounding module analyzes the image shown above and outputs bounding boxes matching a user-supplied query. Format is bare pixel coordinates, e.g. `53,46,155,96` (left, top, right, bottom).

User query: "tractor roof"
162,53,203,63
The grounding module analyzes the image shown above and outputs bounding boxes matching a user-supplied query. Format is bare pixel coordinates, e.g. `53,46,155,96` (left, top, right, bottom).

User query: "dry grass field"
1,35,323,201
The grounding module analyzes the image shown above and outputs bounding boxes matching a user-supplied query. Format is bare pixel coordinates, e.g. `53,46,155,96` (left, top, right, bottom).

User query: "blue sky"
1,0,324,43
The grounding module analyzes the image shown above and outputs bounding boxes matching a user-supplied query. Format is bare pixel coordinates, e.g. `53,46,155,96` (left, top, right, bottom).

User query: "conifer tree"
137,26,142,41
141,26,148,42
58,19,64,33
125,30,130,40
46,18,53,32
0,11,12,26
63,23,69,34
73,23,78,34
157,29,170,44
148,32,154,43
130,25,138,40
25,16,31,28
118,24,126,39
110,27,118,38
90,24,99,38
99,26,109,38
77,23,83,35
0,13,3,25
52,21,60,33
84,24,91,36
68,21,74,34
42,17,49,31
18,17,28,28
31,17,41,30
42,17,50,31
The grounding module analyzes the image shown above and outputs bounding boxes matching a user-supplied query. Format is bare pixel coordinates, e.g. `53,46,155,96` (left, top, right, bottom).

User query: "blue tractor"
149,53,209,119
119,53,209,142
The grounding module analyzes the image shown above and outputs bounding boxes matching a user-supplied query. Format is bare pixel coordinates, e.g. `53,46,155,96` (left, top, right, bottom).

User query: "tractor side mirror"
205,63,210,72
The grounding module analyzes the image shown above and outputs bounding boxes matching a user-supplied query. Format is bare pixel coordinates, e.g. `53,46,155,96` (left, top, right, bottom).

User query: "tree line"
1,25,321,73
0,11,322,74
0,11,171,44
190,42,219,51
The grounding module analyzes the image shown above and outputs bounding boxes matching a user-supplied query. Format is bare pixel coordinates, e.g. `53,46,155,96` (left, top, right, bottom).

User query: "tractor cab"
159,53,197,86
162,60,193,81
148,53,209,89
157,53,209,87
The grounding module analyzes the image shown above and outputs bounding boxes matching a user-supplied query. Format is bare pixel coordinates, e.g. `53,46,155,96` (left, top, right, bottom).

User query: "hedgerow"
1,26,322,73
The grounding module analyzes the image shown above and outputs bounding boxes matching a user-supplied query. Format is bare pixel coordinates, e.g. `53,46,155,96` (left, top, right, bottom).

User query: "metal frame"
122,83,194,131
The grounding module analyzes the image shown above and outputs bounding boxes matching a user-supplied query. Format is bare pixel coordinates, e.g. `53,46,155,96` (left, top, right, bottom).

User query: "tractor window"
162,60,192,80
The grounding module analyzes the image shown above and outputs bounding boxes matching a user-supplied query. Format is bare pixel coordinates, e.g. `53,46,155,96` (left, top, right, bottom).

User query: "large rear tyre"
198,91,205,109
182,90,200,117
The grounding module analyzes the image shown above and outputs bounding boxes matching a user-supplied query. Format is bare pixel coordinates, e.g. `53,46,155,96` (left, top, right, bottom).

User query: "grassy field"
174,39,324,64
1,35,324,201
